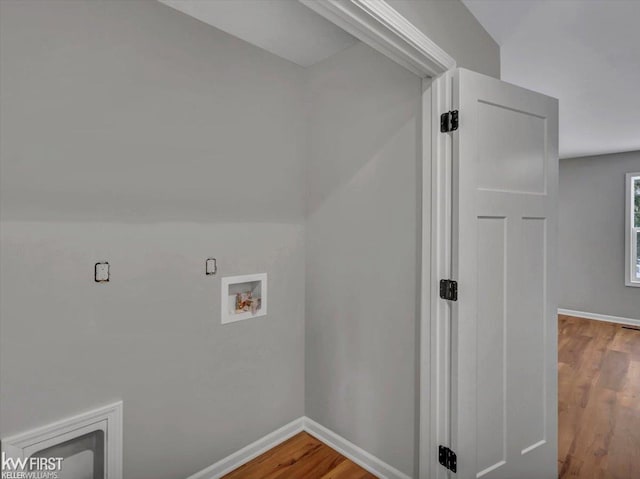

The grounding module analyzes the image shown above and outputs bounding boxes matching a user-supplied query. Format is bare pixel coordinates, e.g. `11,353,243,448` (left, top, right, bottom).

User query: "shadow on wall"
306,42,422,216
305,41,422,477
0,0,307,224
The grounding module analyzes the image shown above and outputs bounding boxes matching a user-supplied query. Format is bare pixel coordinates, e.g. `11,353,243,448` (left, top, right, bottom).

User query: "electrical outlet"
95,262,109,282
206,258,217,275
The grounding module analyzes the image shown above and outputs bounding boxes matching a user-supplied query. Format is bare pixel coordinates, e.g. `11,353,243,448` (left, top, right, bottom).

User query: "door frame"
298,2,455,477
422,71,454,479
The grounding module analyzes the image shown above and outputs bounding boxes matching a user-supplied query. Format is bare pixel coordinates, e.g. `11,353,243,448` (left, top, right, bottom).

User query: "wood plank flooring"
559,315,640,479
224,315,640,479
222,432,377,479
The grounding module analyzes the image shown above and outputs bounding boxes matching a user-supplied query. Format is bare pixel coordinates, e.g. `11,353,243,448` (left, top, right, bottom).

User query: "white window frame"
626,172,640,287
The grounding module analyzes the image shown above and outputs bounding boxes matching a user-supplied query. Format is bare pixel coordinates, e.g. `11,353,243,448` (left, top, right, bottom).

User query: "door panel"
476,102,546,194
517,217,547,454
476,216,507,474
450,68,558,479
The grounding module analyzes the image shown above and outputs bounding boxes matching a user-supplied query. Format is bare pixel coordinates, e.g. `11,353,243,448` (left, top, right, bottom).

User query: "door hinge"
438,445,457,473
440,110,459,132
439,279,458,301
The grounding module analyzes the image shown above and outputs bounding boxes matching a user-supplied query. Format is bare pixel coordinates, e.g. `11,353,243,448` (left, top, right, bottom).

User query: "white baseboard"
186,418,304,479
558,308,640,328
186,416,411,479
302,417,412,479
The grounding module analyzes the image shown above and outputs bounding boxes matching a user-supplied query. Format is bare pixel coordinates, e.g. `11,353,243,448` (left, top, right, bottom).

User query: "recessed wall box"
221,273,267,324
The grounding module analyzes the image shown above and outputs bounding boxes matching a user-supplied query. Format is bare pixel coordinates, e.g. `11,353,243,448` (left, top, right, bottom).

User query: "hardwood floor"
222,432,377,479
559,315,640,479
224,315,640,479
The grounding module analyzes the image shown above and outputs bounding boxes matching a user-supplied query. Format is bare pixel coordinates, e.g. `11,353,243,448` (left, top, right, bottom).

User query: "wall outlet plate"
95,262,109,283
206,258,217,275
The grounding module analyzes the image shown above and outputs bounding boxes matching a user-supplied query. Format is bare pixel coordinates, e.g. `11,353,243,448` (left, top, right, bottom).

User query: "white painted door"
449,68,558,479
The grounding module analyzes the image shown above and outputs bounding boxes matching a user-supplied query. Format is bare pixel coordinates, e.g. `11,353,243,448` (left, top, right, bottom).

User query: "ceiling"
462,0,640,159
158,0,356,67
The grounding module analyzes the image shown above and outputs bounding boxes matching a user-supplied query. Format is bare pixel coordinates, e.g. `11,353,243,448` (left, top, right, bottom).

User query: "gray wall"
305,42,421,477
559,151,640,320
388,0,500,78
305,0,500,476
0,0,306,223
0,1,500,478
303,3,499,476
0,2,305,479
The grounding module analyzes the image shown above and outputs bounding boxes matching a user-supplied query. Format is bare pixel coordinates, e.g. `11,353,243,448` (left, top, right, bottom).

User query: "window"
626,172,640,287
